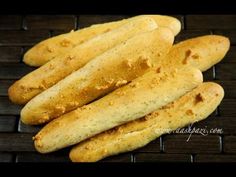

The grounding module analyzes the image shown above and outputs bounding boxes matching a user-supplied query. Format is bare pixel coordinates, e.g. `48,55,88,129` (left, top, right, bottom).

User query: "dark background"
0,0,236,14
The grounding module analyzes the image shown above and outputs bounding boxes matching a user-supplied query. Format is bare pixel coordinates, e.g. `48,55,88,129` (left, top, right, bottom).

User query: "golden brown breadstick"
20,28,174,125
69,82,224,162
34,66,203,153
157,35,230,72
9,16,158,105
23,15,181,66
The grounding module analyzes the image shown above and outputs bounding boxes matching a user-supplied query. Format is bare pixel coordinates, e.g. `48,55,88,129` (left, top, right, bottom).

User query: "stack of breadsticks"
8,15,230,162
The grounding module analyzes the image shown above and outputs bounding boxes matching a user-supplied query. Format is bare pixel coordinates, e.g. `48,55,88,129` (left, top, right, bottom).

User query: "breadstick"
157,35,230,72
23,15,181,66
21,28,174,125
9,16,158,105
34,66,203,153
69,82,224,162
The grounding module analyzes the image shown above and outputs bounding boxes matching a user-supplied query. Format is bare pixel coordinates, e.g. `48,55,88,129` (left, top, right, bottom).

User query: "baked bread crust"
20,28,174,125
23,15,181,67
157,35,230,72
34,66,202,153
69,82,224,162
9,16,158,105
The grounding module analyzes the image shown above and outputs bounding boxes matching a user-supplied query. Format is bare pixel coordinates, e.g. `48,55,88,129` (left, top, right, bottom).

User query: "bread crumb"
109,101,114,106
67,55,74,60
95,85,109,90
39,80,47,90
42,114,49,119
46,46,53,53
171,68,178,77
116,80,128,87
195,93,204,104
185,49,192,57
182,49,192,64
113,126,123,133
161,105,171,109
192,53,199,59
39,116,49,123
106,79,114,84
117,127,123,133
60,39,71,47
70,29,75,33
139,57,152,69
55,105,66,114
48,63,54,69
156,67,161,73
123,59,132,68
67,102,79,107
116,90,126,96
152,112,159,117
186,109,194,116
